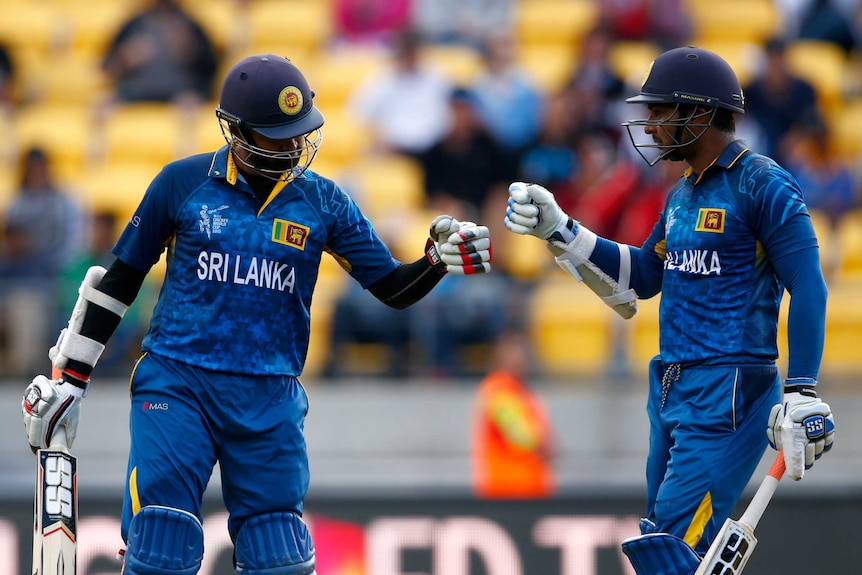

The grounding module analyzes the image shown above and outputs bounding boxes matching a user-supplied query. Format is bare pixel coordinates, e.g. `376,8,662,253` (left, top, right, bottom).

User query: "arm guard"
50,266,130,385
548,224,639,319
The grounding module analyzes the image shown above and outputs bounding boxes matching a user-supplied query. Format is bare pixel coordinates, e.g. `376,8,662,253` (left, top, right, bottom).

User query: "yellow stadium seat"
62,2,136,59
785,39,847,116
835,209,862,280
515,0,599,50
687,0,782,45
608,41,661,87
15,103,96,181
628,294,661,369
315,107,372,167
303,48,387,111
0,3,62,56
827,99,862,163
527,272,614,377
693,40,762,87
98,102,185,166
340,153,426,222
249,0,332,55
421,44,484,86
503,232,554,281
18,51,109,106
76,161,160,223
777,277,862,379
516,44,577,93
822,280,862,377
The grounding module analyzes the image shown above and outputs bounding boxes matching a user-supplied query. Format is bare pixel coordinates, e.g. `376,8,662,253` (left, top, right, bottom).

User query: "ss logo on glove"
804,415,826,440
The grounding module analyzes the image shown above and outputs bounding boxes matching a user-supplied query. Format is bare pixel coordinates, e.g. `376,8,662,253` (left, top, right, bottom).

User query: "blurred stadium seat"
515,0,599,51
340,153,426,223
98,102,186,166
516,44,576,94
835,209,862,280
827,99,862,164
686,0,782,45
527,272,614,377
785,39,847,116
15,102,95,181
249,0,332,55
75,160,160,223
304,48,386,111
607,41,661,87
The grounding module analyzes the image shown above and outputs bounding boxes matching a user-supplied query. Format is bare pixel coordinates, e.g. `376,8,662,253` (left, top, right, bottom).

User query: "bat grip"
739,451,785,530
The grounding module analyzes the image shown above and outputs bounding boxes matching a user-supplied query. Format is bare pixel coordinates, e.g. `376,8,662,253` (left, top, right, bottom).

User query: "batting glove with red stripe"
426,215,492,275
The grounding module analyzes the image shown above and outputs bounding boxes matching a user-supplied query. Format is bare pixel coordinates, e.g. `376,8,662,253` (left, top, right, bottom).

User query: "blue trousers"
644,356,780,554
121,352,311,542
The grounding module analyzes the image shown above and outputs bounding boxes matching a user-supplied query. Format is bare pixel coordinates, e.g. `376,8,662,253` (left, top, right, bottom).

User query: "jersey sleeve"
113,166,185,274
316,181,399,288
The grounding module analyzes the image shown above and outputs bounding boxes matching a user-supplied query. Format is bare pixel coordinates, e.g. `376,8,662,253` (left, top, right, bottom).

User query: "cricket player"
21,54,492,574
504,46,835,575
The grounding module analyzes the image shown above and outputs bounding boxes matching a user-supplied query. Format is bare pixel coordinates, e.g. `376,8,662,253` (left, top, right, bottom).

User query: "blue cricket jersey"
113,147,400,375
634,140,819,365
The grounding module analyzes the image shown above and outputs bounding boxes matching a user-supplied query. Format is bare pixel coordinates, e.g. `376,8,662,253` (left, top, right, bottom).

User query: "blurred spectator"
332,0,412,49
0,147,87,376
323,280,414,378
517,90,580,189
565,27,628,142
471,328,556,499
553,130,643,239
0,43,15,109
101,0,219,107
781,117,858,229
743,38,822,164
2,147,87,275
614,159,681,247
470,32,545,152
597,0,691,50
416,87,518,221
349,29,453,155
797,0,857,54
411,0,515,48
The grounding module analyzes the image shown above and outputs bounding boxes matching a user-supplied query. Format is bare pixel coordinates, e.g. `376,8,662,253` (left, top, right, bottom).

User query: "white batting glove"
767,387,835,481
22,375,85,452
426,215,492,274
504,182,576,244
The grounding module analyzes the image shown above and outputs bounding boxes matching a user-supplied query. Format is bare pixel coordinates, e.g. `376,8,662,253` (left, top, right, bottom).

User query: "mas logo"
272,219,309,250
695,208,726,233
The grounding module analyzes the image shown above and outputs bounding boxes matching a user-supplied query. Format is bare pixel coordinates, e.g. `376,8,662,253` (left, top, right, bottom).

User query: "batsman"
21,54,492,574
504,46,835,575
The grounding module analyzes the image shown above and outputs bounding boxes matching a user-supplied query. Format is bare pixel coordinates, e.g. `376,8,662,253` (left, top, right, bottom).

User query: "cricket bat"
693,451,786,575
32,367,78,575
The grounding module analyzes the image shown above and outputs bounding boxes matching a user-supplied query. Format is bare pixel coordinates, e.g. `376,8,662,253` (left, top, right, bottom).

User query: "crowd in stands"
1,0,862,381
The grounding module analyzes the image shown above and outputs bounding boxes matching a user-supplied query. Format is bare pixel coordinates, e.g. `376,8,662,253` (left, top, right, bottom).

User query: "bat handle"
739,451,785,530
49,427,69,451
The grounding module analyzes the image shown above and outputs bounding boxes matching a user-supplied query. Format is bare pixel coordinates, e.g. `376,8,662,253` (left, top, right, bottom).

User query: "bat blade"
695,517,758,575
694,452,786,575
33,427,78,575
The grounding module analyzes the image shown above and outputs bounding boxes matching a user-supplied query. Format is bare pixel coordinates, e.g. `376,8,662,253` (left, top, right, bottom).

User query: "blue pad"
124,506,204,575
235,511,316,575
621,532,702,575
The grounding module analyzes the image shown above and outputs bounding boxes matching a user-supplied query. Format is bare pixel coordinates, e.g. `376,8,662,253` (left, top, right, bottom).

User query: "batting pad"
622,532,702,575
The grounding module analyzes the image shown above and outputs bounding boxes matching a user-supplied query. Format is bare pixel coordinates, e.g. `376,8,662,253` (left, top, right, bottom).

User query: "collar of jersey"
685,139,749,183
209,146,293,214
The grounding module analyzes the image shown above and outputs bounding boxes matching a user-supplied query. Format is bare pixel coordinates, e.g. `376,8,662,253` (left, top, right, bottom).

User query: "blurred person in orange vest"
471,328,556,498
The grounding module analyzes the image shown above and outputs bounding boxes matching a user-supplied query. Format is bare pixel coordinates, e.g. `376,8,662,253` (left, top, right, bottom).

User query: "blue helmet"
216,54,325,180
627,46,744,113
623,46,743,165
